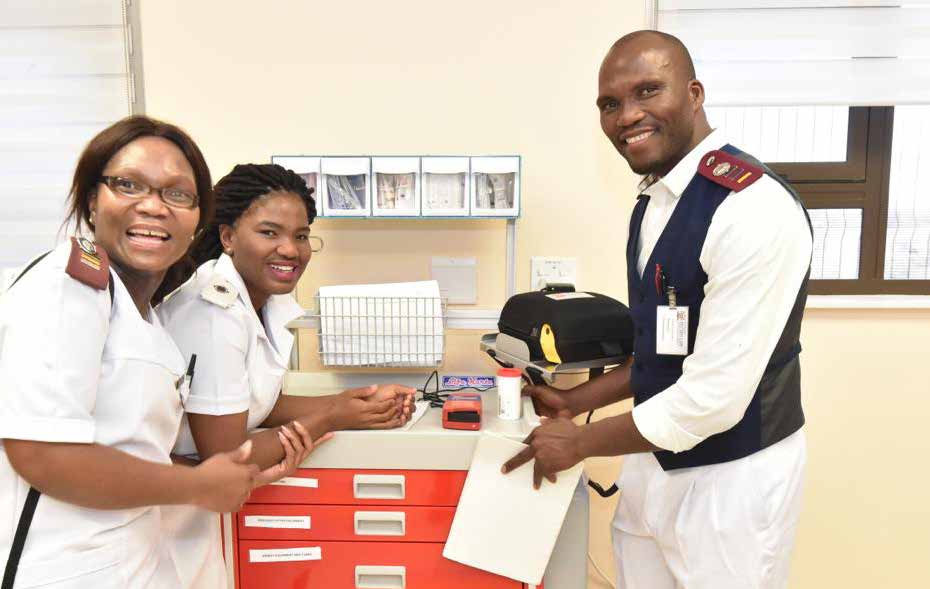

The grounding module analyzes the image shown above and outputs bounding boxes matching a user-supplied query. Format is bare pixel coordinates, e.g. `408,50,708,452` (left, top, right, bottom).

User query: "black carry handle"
2,256,49,588
526,365,621,498
2,253,113,587
2,487,40,589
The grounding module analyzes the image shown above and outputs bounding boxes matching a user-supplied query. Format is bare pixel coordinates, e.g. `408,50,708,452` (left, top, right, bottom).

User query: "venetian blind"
0,0,138,287
885,105,930,279
653,1,930,107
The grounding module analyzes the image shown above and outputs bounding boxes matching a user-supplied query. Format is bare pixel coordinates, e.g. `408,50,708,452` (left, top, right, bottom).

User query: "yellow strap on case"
540,323,562,364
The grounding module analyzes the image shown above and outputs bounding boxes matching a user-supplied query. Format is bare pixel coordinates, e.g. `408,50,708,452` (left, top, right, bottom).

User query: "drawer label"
269,477,318,489
244,515,311,529
249,547,321,563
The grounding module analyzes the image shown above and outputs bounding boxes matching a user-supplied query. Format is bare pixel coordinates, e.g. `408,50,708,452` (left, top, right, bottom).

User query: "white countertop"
291,385,540,470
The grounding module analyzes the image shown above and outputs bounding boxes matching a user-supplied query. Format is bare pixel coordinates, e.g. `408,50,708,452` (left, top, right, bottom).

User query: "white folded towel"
318,281,443,366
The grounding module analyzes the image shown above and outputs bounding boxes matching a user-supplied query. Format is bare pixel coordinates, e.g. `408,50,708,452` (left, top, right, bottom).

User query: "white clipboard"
442,432,583,585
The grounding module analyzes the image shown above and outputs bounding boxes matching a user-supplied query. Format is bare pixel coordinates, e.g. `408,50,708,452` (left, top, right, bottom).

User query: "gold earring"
89,211,96,225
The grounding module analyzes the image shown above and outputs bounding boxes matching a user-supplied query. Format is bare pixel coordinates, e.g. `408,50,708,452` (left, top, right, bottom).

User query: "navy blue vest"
627,144,810,471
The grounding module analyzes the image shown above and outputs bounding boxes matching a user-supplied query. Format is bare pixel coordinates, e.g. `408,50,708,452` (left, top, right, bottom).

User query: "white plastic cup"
497,367,523,420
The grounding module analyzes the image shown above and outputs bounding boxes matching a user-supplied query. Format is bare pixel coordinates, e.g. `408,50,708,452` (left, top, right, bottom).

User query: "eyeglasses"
100,176,199,209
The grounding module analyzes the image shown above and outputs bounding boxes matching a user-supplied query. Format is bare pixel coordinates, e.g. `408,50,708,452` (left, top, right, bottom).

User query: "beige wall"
141,2,930,587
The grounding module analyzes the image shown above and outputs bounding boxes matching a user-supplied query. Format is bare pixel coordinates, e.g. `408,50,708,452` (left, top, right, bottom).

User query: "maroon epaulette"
697,150,763,192
65,237,110,290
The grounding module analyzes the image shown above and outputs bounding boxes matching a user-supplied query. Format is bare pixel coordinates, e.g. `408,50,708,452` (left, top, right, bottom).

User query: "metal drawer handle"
355,565,406,589
354,511,406,536
353,474,405,500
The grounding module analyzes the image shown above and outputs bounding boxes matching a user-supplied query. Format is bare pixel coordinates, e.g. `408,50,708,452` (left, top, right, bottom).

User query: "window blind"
653,1,930,106
0,0,137,287
885,105,930,279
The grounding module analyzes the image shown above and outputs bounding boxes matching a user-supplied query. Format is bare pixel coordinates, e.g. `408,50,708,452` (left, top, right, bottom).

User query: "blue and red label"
441,375,495,389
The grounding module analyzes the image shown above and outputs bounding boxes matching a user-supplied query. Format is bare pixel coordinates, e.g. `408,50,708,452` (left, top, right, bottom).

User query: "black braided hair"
156,163,316,301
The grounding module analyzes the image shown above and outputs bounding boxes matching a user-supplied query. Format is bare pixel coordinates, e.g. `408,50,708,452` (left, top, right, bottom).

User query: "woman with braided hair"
157,163,415,588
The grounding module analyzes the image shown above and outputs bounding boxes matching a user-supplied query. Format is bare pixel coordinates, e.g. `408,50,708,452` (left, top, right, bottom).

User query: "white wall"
140,2,930,587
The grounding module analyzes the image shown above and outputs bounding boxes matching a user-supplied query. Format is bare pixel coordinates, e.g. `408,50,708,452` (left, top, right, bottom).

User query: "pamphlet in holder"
470,155,520,218
271,156,321,198
371,156,421,217
421,156,470,217
320,156,371,217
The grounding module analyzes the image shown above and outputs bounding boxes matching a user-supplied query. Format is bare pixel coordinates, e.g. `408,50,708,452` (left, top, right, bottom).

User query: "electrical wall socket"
530,257,577,291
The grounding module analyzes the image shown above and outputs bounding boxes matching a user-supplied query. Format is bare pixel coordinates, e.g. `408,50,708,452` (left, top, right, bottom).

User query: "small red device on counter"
442,393,482,430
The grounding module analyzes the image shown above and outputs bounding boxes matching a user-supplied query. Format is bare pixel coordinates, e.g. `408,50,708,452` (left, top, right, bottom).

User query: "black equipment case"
497,290,634,364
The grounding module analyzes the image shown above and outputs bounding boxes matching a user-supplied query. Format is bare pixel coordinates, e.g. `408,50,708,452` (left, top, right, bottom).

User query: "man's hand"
501,410,584,489
524,384,577,419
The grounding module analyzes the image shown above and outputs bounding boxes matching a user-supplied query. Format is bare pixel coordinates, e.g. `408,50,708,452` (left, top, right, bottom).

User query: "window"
0,0,143,289
709,106,930,294
655,0,930,295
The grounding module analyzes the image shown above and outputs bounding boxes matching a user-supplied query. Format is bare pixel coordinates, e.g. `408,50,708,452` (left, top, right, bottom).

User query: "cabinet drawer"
238,540,520,589
237,504,455,542
248,469,467,506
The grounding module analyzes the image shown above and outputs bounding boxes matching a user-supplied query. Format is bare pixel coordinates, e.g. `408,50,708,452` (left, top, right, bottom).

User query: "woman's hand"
330,384,416,430
254,422,333,487
189,440,261,513
371,384,416,426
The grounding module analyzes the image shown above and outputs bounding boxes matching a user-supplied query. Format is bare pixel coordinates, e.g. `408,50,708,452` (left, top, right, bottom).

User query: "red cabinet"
237,504,455,543
234,468,526,589
237,540,520,589
247,469,467,506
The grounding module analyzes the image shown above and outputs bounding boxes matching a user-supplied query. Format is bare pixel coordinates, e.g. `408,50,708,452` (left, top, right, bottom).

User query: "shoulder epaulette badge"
697,150,763,192
65,237,109,290
201,275,237,308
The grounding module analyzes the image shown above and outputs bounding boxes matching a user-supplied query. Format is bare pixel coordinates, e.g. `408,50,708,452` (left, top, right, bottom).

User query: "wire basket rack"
308,295,447,368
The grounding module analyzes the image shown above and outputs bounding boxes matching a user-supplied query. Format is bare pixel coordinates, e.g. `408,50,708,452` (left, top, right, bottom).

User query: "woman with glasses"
0,117,311,588
156,163,415,589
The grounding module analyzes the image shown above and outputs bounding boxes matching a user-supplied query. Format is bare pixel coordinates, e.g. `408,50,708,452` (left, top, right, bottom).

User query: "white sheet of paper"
442,433,583,586
249,547,321,563
399,400,430,432
269,476,318,488
244,515,311,529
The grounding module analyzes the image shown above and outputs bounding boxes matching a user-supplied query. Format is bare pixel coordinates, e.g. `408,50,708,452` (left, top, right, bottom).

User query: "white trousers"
611,430,806,589
162,504,226,589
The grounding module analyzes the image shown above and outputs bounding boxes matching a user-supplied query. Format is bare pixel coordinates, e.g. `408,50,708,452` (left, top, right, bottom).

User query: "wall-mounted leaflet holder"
321,157,371,217
371,156,421,217
271,156,321,199
420,156,470,217
470,155,520,217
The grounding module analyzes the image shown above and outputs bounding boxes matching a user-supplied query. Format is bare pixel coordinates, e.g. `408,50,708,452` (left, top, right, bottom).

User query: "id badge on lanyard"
654,264,688,356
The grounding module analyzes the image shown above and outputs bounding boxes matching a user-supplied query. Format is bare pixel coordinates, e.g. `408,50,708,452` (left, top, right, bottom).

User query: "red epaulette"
65,237,110,290
696,150,763,192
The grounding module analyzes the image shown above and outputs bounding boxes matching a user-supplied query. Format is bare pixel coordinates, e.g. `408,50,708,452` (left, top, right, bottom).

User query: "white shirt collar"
210,253,304,360
212,253,254,313
640,128,724,199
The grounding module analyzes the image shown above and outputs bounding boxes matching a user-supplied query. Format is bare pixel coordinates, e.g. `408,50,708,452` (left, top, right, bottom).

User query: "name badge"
656,306,689,355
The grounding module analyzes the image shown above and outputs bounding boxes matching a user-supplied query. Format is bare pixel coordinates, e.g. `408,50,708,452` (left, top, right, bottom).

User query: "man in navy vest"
503,30,812,588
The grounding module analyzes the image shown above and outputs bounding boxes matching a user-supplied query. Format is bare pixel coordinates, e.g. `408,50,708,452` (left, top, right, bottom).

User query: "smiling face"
597,36,707,177
220,191,313,310
89,136,200,279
